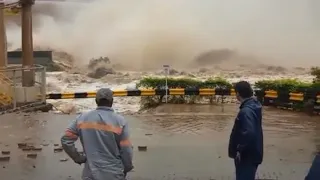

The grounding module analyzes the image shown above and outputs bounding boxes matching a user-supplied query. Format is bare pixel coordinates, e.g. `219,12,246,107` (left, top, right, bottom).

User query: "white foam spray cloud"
5,0,320,69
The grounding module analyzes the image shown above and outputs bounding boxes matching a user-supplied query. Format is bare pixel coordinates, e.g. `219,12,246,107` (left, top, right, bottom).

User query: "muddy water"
0,104,319,180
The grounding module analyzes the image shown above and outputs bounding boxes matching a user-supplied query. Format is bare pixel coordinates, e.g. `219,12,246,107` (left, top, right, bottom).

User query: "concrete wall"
0,84,42,104
7,51,53,65
14,86,42,103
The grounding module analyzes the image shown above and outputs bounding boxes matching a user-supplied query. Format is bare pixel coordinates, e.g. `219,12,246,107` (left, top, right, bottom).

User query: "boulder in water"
88,57,111,69
87,56,116,79
87,67,116,79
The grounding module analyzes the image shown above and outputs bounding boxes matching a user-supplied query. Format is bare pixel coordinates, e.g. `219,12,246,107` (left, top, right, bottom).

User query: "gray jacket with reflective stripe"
61,107,133,180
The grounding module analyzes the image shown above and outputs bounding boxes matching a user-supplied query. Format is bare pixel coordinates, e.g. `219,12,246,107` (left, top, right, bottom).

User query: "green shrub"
202,77,233,89
137,76,233,108
137,76,320,109
137,77,232,89
254,79,311,92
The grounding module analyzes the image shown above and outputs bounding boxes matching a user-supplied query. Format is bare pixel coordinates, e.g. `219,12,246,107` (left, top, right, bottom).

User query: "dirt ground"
0,104,319,180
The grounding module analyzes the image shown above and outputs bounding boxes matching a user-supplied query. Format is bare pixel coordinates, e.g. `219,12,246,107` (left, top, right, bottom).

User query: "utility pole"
20,0,34,87
0,1,7,68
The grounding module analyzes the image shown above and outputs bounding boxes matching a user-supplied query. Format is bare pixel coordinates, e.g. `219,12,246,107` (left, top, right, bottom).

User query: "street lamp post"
163,65,170,103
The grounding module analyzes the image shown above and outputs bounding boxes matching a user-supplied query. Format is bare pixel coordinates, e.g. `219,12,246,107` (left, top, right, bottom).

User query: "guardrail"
46,88,320,113
46,88,237,99
46,89,320,100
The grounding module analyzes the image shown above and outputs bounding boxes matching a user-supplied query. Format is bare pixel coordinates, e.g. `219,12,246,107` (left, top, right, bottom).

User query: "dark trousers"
305,154,320,180
235,160,259,180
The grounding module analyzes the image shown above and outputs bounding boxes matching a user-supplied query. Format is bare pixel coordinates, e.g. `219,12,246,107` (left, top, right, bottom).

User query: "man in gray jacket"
61,88,134,180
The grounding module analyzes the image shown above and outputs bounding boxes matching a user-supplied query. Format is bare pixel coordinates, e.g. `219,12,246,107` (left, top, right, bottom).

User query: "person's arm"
119,121,134,173
236,109,255,153
61,116,86,164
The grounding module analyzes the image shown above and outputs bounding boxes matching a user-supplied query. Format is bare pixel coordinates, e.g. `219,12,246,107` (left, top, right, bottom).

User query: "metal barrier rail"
45,88,320,115
46,89,320,100
46,88,237,99
46,89,320,113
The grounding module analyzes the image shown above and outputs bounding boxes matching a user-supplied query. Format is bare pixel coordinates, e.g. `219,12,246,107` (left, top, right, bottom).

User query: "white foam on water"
46,72,314,114
46,72,140,114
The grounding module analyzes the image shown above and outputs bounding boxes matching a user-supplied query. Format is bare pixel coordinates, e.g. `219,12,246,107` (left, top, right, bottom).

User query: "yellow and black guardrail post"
289,92,304,110
262,89,320,113
264,90,303,109
263,90,278,106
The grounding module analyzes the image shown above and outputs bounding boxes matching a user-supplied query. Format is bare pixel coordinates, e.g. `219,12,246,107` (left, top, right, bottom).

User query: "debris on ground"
0,156,10,162
60,158,68,162
1,151,10,155
54,147,63,153
26,153,37,159
138,146,147,151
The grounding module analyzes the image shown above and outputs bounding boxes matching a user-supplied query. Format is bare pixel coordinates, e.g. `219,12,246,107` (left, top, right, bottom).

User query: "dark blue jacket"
228,98,263,164
305,154,320,180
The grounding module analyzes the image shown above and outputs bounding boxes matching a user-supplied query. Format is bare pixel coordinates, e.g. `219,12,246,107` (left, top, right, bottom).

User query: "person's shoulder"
239,107,252,114
238,106,258,118
241,100,262,112
113,113,127,125
76,110,98,119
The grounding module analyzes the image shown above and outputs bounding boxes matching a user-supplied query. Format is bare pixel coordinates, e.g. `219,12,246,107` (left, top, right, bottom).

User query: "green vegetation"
137,77,233,109
254,79,312,92
137,68,320,109
136,77,232,89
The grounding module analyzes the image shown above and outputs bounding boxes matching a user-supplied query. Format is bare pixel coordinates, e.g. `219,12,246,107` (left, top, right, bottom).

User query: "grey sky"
7,0,320,67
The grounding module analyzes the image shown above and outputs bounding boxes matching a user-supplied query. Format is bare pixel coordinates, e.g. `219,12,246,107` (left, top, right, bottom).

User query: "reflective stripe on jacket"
61,106,133,180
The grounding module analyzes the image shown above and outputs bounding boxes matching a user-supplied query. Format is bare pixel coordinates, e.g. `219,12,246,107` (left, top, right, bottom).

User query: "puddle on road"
0,104,319,179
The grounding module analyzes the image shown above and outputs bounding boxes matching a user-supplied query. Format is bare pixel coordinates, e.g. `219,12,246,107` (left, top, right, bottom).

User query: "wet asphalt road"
0,104,319,180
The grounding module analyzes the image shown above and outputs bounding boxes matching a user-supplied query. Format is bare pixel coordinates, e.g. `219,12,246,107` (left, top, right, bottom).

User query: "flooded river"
0,104,319,180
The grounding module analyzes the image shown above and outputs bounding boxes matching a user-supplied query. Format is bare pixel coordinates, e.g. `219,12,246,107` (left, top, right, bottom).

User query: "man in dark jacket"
228,81,263,180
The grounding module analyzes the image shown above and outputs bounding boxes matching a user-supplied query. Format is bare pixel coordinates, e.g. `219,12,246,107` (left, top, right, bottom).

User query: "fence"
0,64,46,111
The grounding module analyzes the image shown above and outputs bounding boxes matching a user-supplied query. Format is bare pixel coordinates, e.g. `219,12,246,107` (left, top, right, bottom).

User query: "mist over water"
6,0,320,70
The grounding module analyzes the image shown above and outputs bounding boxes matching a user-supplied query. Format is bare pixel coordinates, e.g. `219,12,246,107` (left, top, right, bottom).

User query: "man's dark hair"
96,98,113,107
234,81,253,99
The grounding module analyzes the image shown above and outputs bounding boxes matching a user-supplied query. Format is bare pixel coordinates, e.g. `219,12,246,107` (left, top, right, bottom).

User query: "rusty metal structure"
0,0,35,85
0,0,44,110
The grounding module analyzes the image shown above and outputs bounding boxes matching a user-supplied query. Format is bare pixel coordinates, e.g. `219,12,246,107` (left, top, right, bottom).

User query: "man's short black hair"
234,81,253,99
96,98,112,107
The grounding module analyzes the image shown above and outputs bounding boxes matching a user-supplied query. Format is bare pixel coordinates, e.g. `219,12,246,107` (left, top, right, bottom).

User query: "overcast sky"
6,0,320,67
